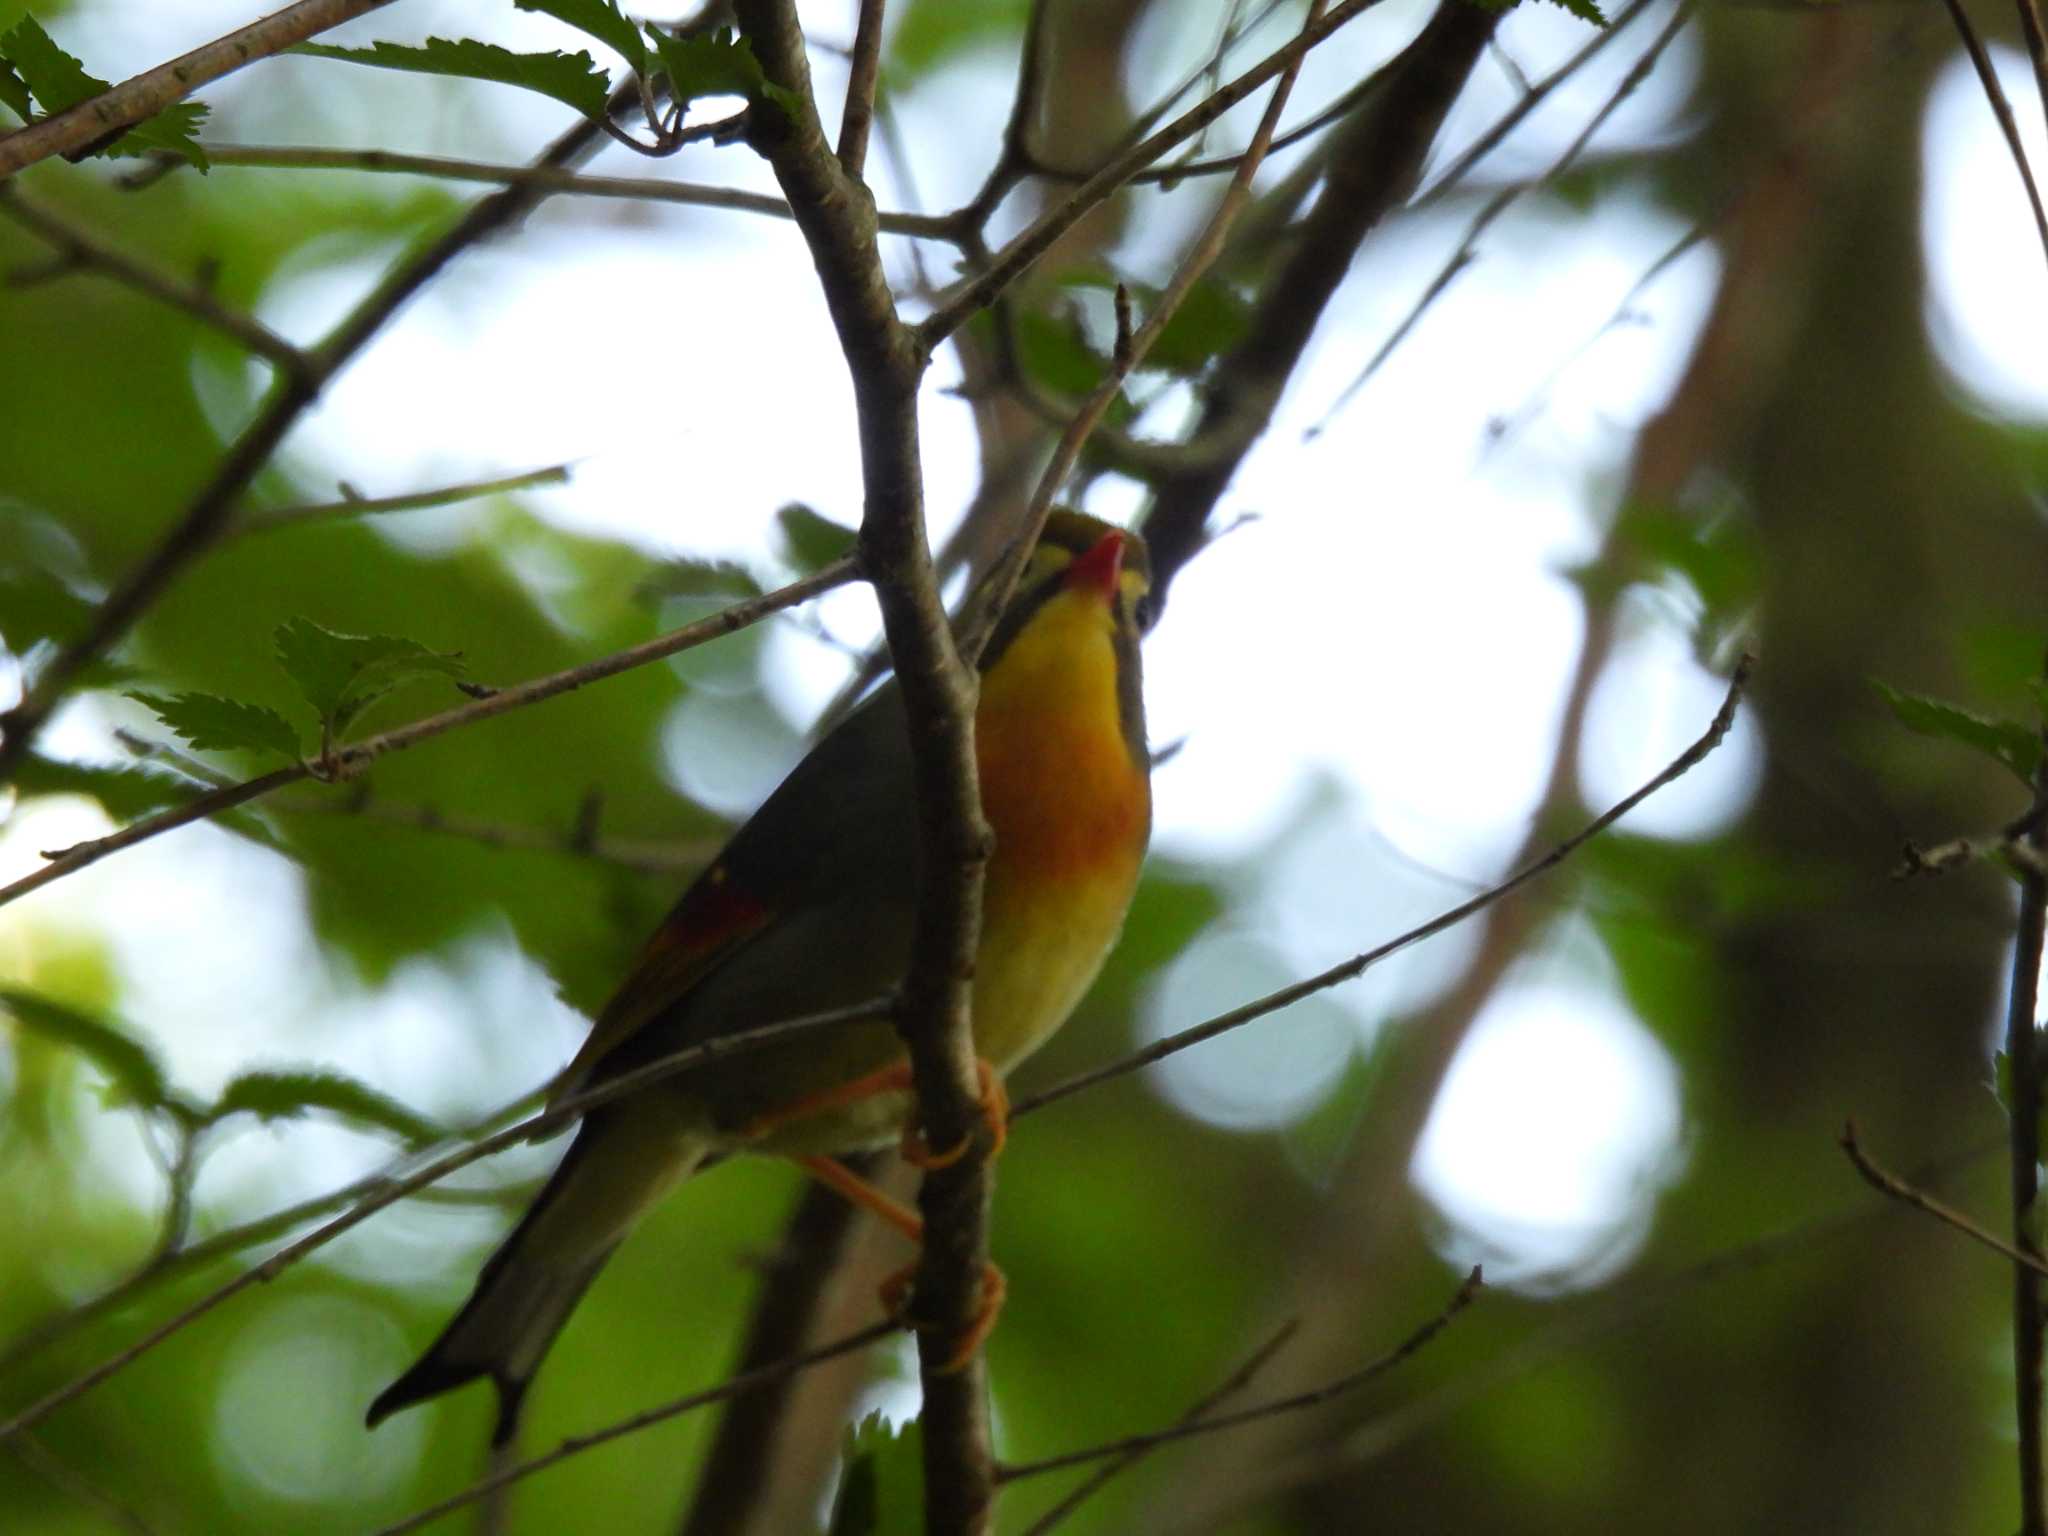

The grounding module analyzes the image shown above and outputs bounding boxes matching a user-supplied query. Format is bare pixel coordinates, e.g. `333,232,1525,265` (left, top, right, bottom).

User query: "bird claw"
880,1259,1008,1373
899,1058,1008,1169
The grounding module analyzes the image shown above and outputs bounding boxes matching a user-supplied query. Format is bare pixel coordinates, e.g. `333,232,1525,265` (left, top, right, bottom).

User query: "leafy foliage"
127,690,301,762
1872,680,2041,786
294,37,614,119
0,990,170,1110
0,14,210,166
516,0,647,71
828,1413,923,1536
776,502,858,573
272,617,465,741
644,25,802,116
207,1069,439,1146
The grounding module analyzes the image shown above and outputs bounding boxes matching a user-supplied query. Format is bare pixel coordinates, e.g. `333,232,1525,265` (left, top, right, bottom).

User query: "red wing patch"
549,865,773,1108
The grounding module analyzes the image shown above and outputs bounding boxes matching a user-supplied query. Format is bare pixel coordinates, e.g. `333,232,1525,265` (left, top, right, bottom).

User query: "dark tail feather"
366,1107,708,1445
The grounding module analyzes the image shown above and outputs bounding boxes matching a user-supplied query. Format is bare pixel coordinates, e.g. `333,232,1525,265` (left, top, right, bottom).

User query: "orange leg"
744,1058,1010,1170
793,1152,1009,1373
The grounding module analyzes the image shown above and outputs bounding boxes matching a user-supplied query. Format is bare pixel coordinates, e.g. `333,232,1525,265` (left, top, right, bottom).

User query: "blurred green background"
4,0,2048,1532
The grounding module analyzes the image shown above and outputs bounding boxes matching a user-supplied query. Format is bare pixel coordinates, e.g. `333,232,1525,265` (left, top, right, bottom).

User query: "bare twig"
0,995,894,1444
727,6,1002,1527
2007,685,2048,1535
1312,0,1695,433
1017,1321,1301,1536
170,144,957,238
918,0,1387,347
1018,655,1755,1120
0,186,308,375
1409,0,1657,211
233,463,574,538
1140,0,1503,605
996,1270,1480,1483
1938,0,2048,272
370,1322,901,1536
960,0,1332,662
6,1432,159,1536
0,558,856,911
1839,1121,2048,1281
836,0,887,178
0,0,399,178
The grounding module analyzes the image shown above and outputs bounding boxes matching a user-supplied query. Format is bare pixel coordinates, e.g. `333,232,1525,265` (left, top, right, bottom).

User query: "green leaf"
208,1069,439,1146
643,25,801,116
273,618,465,739
517,0,645,71
1872,680,2040,785
828,1413,923,1536
293,37,612,119
1545,0,1609,24
637,558,764,603
1059,270,1251,376
777,503,857,573
0,570,94,656
0,15,210,167
0,56,31,121
128,691,301,761
0,989,170,1110
886,0,1031,83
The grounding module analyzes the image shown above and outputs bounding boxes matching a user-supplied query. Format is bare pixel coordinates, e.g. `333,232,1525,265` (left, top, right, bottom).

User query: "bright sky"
3,5,2042,1434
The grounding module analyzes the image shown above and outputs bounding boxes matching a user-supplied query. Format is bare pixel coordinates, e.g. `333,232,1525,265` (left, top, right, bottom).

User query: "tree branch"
0,557,856,910
0,995,895,1444
996,1269,1480,1484
1140,0,1502,606
171,145,958,240
727,5,1000,1528
1016,1320,1300,1536
1838,1121,2048,1281
917,0,1387,347
370,1322,901,1536
0,0,399,179
232,463,573,537
0,184,309,375
835,0,886,179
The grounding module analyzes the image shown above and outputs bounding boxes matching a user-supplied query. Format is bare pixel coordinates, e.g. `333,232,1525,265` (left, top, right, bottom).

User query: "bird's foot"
900,1058,1008,1170
880,1258,1008,1373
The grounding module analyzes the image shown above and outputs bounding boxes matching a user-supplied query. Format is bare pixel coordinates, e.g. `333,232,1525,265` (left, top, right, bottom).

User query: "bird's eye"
1132,593,1156,632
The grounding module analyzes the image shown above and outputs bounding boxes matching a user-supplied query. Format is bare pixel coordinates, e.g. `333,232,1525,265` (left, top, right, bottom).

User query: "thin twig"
369,1322,900,1536
1937,0,2048,273
6,1433,159,1536
0,994,894,1444
1838,1121,2048,1281
1017,1320,1301,1536
170,144,957,238
1409,0,1658,211
918,0,1386,347
1312,0,1695,433
0,0,399,178
0,186,308,375
233,463,573,537
1140,0,1504,605
0,558,856,911
2008,679,2048,1535
959,0,1333,662
836,0,887,178
1018,655,1754,1120
996,1270,1481,1483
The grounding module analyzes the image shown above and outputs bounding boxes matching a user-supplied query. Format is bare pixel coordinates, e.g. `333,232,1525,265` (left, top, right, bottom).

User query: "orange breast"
974,589,1149,892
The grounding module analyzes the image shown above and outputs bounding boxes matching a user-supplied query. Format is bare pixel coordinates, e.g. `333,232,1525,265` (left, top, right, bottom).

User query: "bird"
366,510,1153,1446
